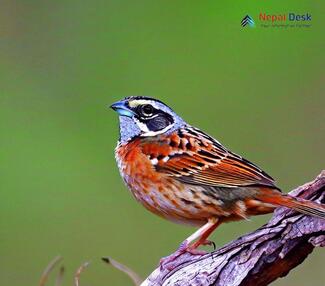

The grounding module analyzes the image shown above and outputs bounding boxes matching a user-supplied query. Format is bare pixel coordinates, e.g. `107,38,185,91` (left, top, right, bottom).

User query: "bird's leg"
160,218,220,269
189,218,220,250
186,218,220,254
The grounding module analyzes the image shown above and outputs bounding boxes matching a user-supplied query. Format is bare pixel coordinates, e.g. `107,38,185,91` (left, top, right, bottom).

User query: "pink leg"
160,218,220,269
190,219,221,250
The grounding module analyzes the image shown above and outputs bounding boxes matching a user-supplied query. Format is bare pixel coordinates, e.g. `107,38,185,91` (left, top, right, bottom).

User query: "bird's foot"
191,239,216,250
159,239,214,271
159,240,189,270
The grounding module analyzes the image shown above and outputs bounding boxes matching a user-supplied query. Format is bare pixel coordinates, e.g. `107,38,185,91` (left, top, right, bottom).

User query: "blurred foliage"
0,1,324,285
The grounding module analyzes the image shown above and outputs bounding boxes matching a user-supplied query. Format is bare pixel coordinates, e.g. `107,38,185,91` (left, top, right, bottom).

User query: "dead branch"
74,261,90,286
102,257,143,285
39,256,63,286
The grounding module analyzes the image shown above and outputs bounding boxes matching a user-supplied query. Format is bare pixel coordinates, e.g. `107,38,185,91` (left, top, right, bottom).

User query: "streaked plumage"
111,96,325,263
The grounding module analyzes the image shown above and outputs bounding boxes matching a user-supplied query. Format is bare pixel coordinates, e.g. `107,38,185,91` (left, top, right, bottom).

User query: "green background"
1,1,324,285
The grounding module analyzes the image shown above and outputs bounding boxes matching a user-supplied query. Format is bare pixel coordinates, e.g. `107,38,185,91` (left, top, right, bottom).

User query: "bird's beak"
110,101,135,118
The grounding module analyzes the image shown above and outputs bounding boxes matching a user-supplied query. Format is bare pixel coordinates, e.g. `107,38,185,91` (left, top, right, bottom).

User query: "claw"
185,247,208,256
200,239,216,250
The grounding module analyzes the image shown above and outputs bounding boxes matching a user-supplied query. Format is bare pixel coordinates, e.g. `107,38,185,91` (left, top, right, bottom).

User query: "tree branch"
141,171,325,286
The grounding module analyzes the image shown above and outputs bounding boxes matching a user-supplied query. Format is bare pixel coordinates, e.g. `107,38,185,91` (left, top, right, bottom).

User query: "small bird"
111,96,325,262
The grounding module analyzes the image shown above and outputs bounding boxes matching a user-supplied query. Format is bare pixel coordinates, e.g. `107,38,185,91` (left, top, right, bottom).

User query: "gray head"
110,96,186,143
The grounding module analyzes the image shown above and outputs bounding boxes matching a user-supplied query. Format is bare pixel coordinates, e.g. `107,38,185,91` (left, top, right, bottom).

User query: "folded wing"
146,127,277,189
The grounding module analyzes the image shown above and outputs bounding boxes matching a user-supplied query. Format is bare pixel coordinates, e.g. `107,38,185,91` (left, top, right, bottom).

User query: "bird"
110,96,325,264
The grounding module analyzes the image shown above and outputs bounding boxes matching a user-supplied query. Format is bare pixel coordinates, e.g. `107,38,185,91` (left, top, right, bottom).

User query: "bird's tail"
256,189,325,219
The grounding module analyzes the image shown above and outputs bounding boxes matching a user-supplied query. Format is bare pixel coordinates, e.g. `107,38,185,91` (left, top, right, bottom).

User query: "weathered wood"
141,171,325,286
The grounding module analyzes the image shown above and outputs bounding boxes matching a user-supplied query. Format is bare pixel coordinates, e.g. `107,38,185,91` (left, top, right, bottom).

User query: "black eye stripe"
136,111,174,132
146,114,173,131
129,102,175,132
136,104,156,117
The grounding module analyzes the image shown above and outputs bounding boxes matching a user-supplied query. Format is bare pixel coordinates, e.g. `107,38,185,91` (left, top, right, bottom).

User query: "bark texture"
141,171,325,286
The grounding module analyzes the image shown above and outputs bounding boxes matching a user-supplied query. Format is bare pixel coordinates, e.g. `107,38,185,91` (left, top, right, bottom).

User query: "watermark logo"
241,12,312,29
241,15,255,28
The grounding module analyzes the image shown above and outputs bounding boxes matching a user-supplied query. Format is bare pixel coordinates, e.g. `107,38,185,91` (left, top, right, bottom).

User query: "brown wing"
142,127,277,189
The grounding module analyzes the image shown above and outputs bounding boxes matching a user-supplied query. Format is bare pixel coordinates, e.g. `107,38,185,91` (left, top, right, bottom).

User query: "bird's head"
110,96,186,142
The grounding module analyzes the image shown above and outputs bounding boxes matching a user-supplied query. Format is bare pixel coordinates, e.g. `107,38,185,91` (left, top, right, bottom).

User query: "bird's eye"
140,104,154,117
